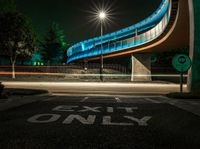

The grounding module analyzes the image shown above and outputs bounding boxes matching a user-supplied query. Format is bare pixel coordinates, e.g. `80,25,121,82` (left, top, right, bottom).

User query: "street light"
99,11,106,20
99,11,106,82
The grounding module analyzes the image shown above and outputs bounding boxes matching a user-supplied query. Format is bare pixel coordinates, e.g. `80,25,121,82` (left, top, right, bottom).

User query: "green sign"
172,54,192,72
151,55,157,64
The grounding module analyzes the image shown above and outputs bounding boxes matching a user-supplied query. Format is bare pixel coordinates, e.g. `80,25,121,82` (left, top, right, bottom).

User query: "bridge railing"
67,0,169,58
0,64,128,74
68,3,171,63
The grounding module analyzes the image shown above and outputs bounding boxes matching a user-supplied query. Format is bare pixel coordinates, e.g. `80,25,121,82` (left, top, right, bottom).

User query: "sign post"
180,72,183,93
172,54,192,93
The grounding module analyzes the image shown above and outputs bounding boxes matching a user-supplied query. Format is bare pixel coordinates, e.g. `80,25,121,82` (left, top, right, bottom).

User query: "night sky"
16,0,162,44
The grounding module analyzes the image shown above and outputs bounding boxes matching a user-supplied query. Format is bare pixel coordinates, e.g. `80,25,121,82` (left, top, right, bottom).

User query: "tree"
0,82,4,96
40,23,67,65
0,12,36,78
0,0,16,13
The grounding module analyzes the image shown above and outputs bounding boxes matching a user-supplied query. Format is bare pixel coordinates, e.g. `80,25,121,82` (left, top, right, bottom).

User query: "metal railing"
68,3,171,63
67,0,170,63
0,64,128,74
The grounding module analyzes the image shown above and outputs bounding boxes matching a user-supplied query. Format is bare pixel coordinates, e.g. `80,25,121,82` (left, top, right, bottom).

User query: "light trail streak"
0,72,188,78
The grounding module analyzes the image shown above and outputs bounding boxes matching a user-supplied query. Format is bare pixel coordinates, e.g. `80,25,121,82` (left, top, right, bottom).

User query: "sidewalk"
2,81,188,95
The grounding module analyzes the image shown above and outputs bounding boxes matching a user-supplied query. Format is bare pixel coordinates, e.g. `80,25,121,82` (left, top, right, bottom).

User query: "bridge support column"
188,0,200,92
131,54,152,82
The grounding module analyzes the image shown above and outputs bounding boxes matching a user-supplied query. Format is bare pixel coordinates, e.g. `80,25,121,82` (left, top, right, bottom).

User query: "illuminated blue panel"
67,0,171,63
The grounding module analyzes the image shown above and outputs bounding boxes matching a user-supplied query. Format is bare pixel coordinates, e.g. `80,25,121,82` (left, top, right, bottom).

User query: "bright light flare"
99,11,106,20
83,0,118,33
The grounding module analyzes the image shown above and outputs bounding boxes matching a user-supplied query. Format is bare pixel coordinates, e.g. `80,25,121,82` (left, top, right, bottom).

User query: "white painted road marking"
144,98,161,104
43,97,57,102
107,107,114,113
27,114,61,123
63,115,96,125
81,97,88,102
117,107,138,113
52,105,138,113
79,106,101,113
53,106,79,112
115,97,122,103
27,114,152,126
124,116,152,126
102,116,133,126
27,105,152,126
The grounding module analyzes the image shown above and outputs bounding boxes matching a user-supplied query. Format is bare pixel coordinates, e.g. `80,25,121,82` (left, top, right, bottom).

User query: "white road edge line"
81,97,89,102
159,96,177,104
43,97,57,102
144,98,161,104
115,97,122,103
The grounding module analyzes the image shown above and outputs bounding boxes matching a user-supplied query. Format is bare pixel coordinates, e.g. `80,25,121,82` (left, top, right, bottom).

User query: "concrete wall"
131,54,151,81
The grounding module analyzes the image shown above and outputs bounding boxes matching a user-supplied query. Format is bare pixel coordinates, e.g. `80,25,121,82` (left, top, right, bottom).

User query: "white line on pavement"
188,102,200,105
144,98,161,104
81,97,89,102
43,97,57,102
115,97,122,103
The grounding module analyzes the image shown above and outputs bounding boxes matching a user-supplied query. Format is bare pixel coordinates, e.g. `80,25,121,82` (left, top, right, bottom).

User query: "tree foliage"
0,12,36,60
0,12,37,78
40,23,67,65
0,0,16,13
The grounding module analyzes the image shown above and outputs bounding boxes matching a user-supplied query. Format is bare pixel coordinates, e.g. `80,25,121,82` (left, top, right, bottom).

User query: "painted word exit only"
27,105,152,126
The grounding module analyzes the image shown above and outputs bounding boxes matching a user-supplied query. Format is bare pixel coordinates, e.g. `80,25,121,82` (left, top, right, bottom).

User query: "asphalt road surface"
0,95,200,149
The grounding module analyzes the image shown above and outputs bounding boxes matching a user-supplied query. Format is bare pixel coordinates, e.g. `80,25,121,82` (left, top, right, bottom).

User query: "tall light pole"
99,11,106,81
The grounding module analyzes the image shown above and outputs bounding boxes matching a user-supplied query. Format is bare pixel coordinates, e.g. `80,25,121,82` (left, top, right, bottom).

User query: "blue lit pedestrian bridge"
67,0,174,63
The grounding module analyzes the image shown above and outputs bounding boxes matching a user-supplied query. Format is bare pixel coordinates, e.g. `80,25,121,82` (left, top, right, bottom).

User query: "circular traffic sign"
151,55,158,64
172,54,192,72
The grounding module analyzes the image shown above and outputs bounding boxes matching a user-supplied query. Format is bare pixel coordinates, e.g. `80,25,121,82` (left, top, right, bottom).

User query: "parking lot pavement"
0,98,10,104
0,95,200,149
0,95,50,111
